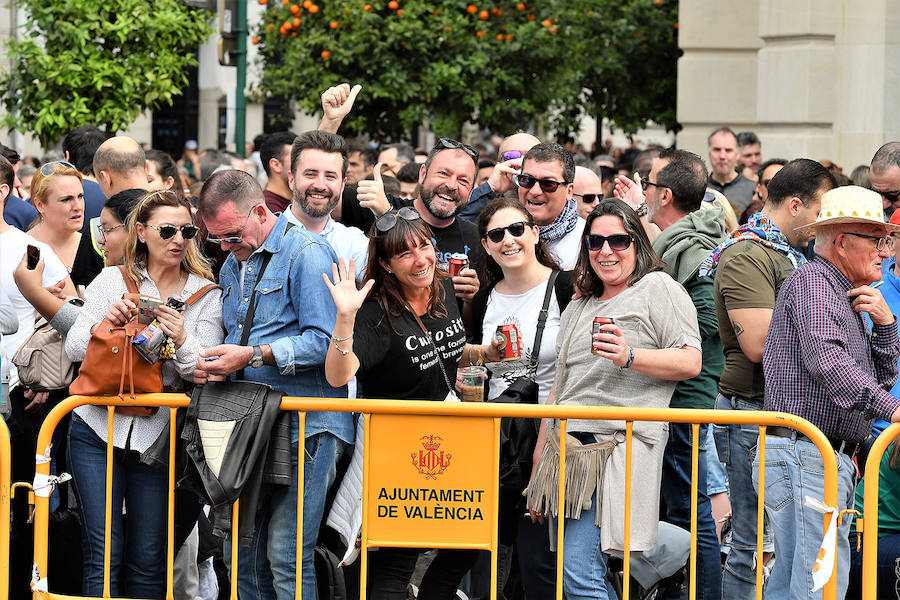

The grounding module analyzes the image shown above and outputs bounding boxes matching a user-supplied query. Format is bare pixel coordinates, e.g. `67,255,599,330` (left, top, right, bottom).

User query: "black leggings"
367,548,479,599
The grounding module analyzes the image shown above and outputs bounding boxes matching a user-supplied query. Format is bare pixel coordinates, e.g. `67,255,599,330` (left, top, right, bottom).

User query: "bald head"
573,166,603,219
93,136,149,197
498,132,540,161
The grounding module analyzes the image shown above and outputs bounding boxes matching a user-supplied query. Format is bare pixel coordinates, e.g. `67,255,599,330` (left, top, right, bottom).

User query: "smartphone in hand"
26,244,40,270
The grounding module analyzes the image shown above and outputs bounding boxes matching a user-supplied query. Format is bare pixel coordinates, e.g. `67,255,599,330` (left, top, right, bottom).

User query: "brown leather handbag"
69,266,218,416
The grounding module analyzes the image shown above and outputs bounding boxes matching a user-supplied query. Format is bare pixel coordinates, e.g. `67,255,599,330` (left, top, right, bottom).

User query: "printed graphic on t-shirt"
433,238,472,271
406,315,467,372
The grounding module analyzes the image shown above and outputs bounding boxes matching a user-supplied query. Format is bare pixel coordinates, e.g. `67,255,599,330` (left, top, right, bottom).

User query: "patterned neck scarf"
699,212,806,277
539,198,579,243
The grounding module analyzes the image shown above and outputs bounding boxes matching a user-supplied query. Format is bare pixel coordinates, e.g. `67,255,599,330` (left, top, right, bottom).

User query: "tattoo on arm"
732,320,744,337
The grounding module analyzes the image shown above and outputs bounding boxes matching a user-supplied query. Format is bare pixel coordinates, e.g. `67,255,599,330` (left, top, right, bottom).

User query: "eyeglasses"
639,179,667,193
512,173,568,193
39,160,77,176
585,233,633,252
841,231,889,251
574,193,603,204
437,138,479,162
93,217,124,243
207,204,260,245
375,206,421,237
148,223,199,241
761,178,773,188
501,150,522,162
877,189,900,204
484,221,529,243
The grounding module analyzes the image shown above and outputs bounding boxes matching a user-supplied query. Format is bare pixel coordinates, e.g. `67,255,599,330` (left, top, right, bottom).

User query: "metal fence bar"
555,418,566,600
861,423,900,599
689,422,699,600
295,412,305,600
0,418,10,600
756,425,767,600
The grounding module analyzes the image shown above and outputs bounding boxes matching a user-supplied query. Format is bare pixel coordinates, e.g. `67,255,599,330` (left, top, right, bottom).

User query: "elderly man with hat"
760,186,900,600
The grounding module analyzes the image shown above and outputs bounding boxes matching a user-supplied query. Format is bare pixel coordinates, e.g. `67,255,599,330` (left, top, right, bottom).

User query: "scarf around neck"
699,212,805,277
539,198,579,244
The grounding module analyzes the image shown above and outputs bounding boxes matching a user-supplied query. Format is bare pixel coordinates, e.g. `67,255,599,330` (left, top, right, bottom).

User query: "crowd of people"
1,82,900,600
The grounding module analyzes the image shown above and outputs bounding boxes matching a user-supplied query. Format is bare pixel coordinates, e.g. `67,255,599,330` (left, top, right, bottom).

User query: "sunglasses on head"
501,150,522,162
149,223,199,240
39,160,77,176
585,233,633,252
484,221,529,243
574,193,603,204
437,138,479,162
512,173,568,193
375,206,421,237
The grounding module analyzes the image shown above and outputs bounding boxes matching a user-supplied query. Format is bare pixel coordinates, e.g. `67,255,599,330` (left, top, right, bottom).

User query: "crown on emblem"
421,435,442,451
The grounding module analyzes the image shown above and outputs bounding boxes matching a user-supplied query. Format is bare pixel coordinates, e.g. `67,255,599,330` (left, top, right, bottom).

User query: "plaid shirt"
763,256,900,442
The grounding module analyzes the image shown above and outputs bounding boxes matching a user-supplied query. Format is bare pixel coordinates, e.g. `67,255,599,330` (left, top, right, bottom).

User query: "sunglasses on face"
148,223,199,240
207,204,259,245
375,206,421,237
437,138,479,162
585,233,633,252
574,193,603,204
878,189,900,204
639,179,667,193
484,221,529,243
39,160,77,176
512,173,568,193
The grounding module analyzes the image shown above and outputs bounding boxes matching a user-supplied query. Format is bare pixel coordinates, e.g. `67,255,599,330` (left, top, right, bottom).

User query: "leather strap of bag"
118,265,140,295
527,270,560,377
409,308,456,395
184,283,219,306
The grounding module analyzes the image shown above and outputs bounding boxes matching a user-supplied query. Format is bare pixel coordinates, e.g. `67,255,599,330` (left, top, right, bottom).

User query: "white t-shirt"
479,279,561,406
546,217,586,270
0,227,69,388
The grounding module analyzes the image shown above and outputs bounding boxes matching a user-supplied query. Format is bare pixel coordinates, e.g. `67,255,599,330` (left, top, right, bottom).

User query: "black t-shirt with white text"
353,278,466,401
430,218,483,272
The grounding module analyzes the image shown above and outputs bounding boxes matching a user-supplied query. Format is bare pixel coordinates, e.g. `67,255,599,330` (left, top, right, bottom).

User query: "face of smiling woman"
481,206,539,273
381,235,438,298
588,215,637,298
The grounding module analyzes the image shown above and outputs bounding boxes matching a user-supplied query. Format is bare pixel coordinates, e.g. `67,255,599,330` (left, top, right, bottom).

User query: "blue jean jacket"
219,215,354,445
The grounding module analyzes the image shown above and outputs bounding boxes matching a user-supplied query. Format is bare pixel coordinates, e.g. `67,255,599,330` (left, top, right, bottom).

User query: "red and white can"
448,253,468,277
494,324,522,361
591,317,615,356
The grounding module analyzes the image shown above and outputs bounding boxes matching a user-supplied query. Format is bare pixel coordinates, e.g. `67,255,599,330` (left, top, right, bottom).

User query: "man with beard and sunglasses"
515,142,584,269
284,130,369,281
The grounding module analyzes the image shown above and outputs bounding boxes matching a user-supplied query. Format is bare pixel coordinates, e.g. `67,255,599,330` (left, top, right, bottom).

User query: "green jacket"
652,208,727,409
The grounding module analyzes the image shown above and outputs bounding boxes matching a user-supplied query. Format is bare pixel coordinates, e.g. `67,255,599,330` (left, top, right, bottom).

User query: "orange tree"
1,0,212,147
254,0,679,139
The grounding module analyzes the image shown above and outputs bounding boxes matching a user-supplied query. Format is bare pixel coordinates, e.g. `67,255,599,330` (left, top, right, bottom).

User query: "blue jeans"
562,494,618,600
713,393,765,599
660,423,722,600
227,431,346,600
752,436,855,600
848,531,900,599
704,425,729,496
67,414,168,598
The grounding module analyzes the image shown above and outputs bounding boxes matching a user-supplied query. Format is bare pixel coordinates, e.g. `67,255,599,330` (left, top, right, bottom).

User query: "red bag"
70,266,217,416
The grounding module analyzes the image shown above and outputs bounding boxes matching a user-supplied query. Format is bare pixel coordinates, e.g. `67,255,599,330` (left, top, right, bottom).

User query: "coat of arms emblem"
411,434,452,479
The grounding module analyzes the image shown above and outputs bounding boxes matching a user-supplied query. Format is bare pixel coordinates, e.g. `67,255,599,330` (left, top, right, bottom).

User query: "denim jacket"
220,215,354,445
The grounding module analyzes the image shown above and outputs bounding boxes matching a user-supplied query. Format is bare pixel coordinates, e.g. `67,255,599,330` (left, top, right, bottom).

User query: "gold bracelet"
476,346,484,366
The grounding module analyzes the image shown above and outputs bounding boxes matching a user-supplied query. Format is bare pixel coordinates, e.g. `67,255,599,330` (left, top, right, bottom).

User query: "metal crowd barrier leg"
0,418,10,600
756,425,767,600
861,423,900,599
689,423,699,600
555,419,566,600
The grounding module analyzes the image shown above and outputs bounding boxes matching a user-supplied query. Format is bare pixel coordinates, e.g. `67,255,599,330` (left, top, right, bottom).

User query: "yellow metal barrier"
861,422,900,599
31,395,841,600
0,417,10,600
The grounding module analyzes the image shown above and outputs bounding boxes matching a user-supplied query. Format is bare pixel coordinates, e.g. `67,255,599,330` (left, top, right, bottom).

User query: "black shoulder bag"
491,270,559,494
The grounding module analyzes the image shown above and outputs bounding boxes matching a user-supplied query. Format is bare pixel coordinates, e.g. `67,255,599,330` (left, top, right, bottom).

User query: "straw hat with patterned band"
794,185,900,236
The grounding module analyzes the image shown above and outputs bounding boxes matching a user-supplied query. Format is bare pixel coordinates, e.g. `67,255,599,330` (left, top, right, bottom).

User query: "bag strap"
528,270,559,375
408,308,456,395
117,265,140,295
184,283,220,306
237,222,294,379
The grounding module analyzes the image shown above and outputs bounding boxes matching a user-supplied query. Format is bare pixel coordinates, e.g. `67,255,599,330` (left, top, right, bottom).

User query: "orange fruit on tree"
293,16,300,26
396,8,404,14
282,0,288,4
266,22,274,31
504,33,513,40
432,9,438,15
258,0,266,5
496,33,503,41
476,30,484,37
516,2,524,10
551,26,558,33
478,10,488,19
363,3,371,9
308,4,319,13
302,0,311,7
388,0,398,8
292,31,297,36
290,4,299,14
526,13,535,21
321,50,331,58
330,20,339,28
541,18,551,27
466,5,477,14
251,37,260,44
283,20,292,29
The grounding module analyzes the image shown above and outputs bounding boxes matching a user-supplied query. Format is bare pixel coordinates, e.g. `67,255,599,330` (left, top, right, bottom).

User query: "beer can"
494,324,521,361
448,253,469,277
592,317,615,356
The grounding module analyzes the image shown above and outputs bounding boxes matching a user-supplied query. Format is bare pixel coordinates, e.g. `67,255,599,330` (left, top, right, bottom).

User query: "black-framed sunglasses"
585,233,633,252
574,193,603,204
39,160,77,176
375,206,421,237
437,138,479,162
840,231,889,251
484,221,529,243
149,223,199,241
207,203,260,245
512,173,568,193
877,189,900,204
639,179,667,193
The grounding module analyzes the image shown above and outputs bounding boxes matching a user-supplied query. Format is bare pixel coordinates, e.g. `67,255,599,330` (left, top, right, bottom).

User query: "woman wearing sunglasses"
525,199,701,600
64,190,223,598
323,206,502,599
471,196,574,596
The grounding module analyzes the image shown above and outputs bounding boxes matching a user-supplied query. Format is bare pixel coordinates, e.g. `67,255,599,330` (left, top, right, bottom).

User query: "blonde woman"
27,161,85,272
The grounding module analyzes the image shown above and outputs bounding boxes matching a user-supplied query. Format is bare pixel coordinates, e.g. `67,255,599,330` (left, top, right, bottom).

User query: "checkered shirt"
763,255,900,442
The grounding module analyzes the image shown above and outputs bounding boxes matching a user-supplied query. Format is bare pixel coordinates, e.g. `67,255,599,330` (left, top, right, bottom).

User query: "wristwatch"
249,345,264,369
635,202,649,217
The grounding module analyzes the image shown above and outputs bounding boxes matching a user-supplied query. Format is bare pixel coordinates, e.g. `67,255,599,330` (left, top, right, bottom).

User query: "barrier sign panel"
365,414,496,547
